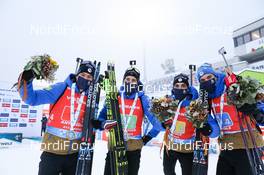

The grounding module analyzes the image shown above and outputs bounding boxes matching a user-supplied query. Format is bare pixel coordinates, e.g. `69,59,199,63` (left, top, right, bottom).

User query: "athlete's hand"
162,118,173,129
102,120,117,130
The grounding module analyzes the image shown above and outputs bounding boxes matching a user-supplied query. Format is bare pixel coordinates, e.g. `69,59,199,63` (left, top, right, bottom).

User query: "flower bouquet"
150,96,179,122
185,95,209,128
23,54,59,82
14,54,59,101
227,75,264,108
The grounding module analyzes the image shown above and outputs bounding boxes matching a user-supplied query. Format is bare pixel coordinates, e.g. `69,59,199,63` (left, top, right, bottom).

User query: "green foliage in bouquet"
227,75,264,108
185,99,209,128
24,54,59,82
150,96,179,122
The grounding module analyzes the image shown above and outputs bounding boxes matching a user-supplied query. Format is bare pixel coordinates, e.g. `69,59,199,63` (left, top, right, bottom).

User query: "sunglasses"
126,67,140,74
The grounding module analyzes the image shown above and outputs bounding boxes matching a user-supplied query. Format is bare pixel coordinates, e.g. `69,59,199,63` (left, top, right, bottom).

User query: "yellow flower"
49,57,58,66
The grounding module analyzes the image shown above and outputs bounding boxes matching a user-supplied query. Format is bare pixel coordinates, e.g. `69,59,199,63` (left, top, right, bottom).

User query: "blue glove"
257,102,264,113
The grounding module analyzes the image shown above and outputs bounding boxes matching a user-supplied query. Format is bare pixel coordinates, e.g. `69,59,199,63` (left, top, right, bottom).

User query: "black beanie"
173,73,189,87
123,67,140,81
77,61,96,77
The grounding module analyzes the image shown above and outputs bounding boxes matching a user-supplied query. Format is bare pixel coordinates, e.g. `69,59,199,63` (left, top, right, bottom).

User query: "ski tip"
105,71,109,78
107,61,115,66
107,64,111,70
99,75,104,81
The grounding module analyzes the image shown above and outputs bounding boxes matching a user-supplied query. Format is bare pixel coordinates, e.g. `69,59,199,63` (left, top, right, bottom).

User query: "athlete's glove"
142,135,152,145
162,118,173,129
91,119,117,130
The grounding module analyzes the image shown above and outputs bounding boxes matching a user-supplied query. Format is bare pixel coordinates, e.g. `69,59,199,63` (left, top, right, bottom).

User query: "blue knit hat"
77,61,96,77
196,63,217,81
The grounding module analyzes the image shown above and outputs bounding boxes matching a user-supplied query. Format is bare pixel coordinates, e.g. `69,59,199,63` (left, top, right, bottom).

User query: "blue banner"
0,133,22,142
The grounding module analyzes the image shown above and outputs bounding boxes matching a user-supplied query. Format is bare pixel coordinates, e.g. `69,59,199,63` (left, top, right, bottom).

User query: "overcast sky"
1,0,264,86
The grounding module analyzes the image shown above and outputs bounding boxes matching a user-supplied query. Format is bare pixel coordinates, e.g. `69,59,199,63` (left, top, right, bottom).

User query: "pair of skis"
102,63,128,175
192,89,209,175
75,59,103,175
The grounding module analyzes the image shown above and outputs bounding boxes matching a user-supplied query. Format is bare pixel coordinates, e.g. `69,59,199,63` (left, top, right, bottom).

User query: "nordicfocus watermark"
30,24,95,36
39,140,82,151
99,83,172,95
181,24,233,36
27,140,235,152
29,24,233,37
166,141,234,151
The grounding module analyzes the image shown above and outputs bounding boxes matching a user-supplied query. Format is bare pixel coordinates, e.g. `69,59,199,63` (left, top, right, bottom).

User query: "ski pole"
218,47,229,68
218,47,234,75
244,114,264,174
236,110,257,175
75,57,83,74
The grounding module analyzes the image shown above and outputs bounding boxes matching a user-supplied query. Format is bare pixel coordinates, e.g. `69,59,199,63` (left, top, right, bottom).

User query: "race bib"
173,121,186,136
215,112,233,128
121,114,137,131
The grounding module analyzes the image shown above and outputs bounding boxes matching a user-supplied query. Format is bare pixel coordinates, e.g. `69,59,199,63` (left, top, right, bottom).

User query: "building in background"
212,17,264,73
233,17,264,70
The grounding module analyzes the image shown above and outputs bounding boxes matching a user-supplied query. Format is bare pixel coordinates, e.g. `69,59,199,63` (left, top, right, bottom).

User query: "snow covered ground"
0,139,219,175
